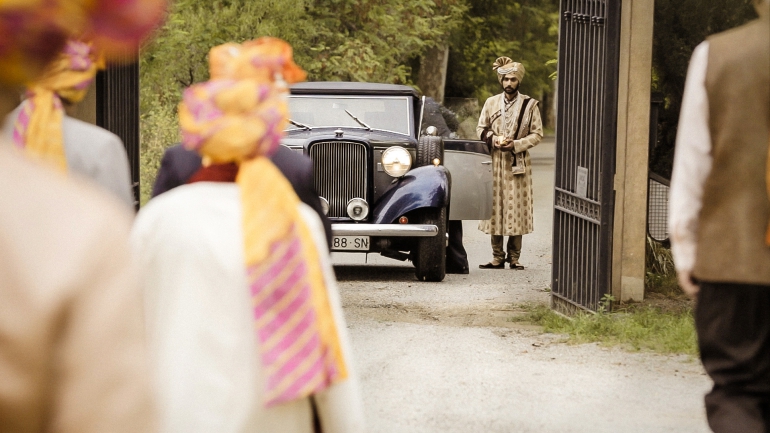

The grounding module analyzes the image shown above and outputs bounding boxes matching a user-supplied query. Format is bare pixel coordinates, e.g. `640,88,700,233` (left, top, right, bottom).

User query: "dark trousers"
696,282,770,433
491,235,522,263
446,220,468,272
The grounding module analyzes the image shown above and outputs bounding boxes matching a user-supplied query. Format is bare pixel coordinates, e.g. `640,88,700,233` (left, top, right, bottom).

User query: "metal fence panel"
96,60,140,209
552,0,621,313
647,173,670,243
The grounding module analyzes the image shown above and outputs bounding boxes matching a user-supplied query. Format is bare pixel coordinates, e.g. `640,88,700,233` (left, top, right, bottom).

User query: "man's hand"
677,270,700,299
494,137,515,151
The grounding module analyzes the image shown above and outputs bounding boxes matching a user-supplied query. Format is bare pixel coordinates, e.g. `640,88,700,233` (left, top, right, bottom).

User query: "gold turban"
0,0,166,85
493,56,525,84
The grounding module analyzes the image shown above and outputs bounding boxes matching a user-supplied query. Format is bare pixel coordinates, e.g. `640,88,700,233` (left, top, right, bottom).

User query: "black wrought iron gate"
551,0,621,313
96,57,140,209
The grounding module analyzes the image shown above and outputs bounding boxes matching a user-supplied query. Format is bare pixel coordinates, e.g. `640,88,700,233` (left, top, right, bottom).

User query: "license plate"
332,236,370,251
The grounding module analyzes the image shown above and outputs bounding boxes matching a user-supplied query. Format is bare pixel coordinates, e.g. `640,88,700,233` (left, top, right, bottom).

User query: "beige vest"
693,18,770,284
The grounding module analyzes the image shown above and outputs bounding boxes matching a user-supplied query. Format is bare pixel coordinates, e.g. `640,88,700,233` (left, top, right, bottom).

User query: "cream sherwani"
131,182,365,433
476,92,543,236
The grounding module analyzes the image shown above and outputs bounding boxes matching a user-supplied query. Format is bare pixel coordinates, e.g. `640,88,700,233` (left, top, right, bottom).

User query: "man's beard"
504,84,519,95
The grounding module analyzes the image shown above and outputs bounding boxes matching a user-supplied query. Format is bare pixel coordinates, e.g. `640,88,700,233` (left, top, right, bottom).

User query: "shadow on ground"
333,264,418,282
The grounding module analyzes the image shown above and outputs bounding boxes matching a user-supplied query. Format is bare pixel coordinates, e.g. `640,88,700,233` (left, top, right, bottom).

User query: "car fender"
372,165,450,224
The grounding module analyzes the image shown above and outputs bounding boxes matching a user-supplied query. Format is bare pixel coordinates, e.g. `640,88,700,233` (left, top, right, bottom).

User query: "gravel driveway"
332,137,712,433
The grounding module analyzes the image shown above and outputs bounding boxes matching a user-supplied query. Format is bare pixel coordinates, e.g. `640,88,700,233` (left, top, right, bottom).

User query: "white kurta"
476,92,544,236
668,42,712,274
131,182,365,433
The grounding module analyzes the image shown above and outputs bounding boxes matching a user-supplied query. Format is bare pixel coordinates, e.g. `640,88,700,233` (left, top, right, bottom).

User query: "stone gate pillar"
611,0,655,302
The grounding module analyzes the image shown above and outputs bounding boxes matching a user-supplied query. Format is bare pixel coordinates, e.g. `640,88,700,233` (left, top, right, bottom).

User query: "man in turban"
0,0,165,431
3,40,134,208
476,57,544,269
669,0,770,431
131,38,364,432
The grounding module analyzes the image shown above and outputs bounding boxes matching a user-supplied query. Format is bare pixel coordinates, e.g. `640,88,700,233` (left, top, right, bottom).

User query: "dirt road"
332,137,712,432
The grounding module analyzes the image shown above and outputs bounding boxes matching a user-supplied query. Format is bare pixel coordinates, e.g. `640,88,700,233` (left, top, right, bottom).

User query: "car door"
443,139,492,220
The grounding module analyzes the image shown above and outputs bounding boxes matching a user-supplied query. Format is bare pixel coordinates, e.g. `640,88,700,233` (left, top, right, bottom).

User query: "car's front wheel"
414,206,446,282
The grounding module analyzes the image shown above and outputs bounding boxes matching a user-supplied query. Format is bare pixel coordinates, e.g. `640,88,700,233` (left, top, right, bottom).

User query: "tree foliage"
445,0,559,102
140,0,311,110
141,0,467,107
650,0,757,177
302,0,466,84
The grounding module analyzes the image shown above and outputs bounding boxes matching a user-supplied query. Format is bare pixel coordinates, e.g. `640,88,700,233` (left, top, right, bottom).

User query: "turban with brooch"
493,56,525,85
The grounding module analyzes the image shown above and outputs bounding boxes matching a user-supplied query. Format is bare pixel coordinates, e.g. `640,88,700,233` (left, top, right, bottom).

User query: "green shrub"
645,236,681,297
139,100,179,205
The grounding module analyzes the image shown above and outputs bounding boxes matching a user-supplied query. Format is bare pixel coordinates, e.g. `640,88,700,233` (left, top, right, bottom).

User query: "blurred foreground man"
669,1,770,431
0,0,165,431
132,38,364,433
476,57,543,269
3,40,134,209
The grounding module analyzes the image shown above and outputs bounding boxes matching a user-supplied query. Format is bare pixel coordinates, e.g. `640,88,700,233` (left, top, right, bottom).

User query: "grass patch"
515,303,698,356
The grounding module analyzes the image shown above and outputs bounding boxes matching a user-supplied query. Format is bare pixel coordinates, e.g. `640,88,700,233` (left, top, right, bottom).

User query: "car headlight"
381,146,412,177
346,198,369,221
319,197,330,215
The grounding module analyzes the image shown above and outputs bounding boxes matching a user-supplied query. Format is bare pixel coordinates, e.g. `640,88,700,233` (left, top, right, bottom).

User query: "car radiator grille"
309,141,368,219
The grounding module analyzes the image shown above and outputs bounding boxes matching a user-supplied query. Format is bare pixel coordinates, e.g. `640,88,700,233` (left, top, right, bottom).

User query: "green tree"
301,0,466,84
444,0,559,102
141,0,312,110
650,0,757,178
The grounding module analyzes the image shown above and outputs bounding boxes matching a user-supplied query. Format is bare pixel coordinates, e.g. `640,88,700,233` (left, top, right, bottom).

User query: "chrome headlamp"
381,146,412,177
346,198,369,221
319,197,330,215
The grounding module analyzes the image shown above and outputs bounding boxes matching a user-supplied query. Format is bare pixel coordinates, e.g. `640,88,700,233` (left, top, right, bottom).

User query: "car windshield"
287,95,412,136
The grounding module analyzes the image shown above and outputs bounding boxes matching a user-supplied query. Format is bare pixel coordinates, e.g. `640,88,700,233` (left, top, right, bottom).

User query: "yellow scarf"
14,40,103,171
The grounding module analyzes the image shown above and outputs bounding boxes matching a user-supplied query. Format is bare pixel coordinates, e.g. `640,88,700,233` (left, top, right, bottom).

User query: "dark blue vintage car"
283,82,492,282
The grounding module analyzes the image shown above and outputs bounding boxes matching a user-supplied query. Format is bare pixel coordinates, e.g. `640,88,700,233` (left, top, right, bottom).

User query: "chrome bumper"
331,224,438,237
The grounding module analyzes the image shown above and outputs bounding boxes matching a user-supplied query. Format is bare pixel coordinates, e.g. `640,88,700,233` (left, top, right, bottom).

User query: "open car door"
443,139,493,220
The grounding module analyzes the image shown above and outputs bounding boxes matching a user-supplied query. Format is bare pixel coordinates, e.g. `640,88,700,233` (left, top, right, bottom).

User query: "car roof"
290,81,420,98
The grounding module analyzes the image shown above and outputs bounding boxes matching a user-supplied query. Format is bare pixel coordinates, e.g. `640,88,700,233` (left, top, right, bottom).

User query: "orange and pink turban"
0,0,166,85
179,37,348,407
